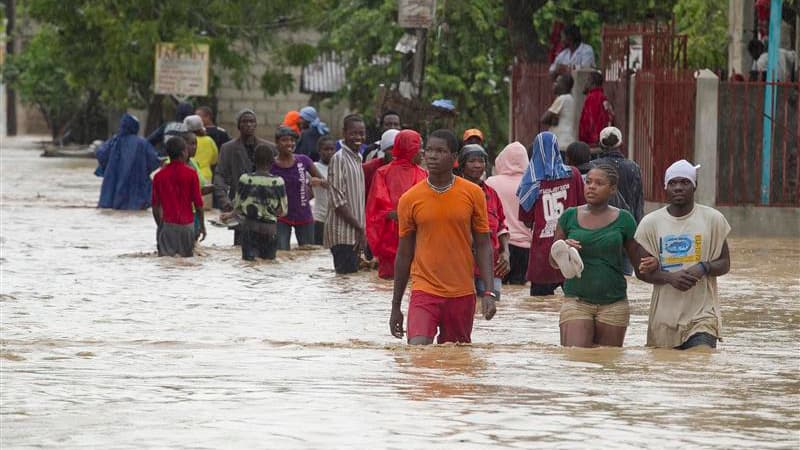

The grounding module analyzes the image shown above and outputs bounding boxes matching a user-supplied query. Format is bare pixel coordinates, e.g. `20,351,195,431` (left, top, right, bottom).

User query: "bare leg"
408,336,434,345
560,320,595,347
594,323,627,347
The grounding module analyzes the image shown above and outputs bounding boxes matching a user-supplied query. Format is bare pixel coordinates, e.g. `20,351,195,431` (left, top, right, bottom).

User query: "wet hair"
343,113,365,131
564,24,582,44
380,110,401,124
253,144,275,166
196,105,214,121
317,134,336,150
428,129,460,154
165,136,186,160
589,71,604,88
590,163,619,187
566,142,591,167
558,73,575,92
600,132,620,149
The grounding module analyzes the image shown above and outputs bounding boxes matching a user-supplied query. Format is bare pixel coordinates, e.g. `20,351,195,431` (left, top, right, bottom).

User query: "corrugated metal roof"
301,54,346,94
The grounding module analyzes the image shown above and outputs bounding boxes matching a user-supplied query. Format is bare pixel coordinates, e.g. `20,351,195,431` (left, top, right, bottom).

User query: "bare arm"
541,110,559,126
474,231,496,320
623,238,644,279
494,232,511,277
152,204,163,227
707,240,731,277
213,149,233,211
636,245,700,291
390,232,416,338
335,204,364,234
196,207,206,241
307,161,329,188
549,224,568,269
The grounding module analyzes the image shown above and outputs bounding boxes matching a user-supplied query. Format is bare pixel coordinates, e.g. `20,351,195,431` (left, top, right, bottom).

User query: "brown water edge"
1,142,799,448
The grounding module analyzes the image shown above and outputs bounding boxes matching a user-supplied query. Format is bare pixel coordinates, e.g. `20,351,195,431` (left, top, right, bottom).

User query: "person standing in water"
270,126,327,250
458,144,510,299
550,164,640,347
96,113,162,210
635,160,731,350
221,144,288,261
517,131,585,296
324,114,367,274
366,129,427,279
151,137,205,257
485,142,532,285
389,129,496,345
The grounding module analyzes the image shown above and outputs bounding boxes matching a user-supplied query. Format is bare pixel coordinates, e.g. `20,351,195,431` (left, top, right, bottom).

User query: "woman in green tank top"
550,164,642,347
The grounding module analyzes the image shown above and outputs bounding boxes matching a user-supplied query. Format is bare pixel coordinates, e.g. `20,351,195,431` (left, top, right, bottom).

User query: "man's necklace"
427,174,455,194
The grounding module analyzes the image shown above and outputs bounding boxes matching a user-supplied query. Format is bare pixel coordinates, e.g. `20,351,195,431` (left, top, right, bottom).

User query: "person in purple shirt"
270,126,329,250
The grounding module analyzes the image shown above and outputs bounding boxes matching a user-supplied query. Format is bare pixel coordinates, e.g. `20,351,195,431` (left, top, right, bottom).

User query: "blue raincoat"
96,114,161,210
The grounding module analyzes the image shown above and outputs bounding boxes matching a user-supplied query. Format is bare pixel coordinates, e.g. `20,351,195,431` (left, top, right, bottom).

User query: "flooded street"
1,137,798,449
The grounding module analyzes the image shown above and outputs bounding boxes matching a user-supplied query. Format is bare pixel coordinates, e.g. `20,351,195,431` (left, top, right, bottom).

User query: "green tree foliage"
2,27,82,141
7,0,309,139
673,0,728,70
313,0,715,148
531,0,676,60
316,0,511,150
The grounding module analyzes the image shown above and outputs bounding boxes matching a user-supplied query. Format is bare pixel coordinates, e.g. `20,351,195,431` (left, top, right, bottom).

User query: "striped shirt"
324,144,365,247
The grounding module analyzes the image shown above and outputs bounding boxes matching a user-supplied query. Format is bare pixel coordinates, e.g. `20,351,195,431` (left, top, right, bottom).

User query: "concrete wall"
645,201,800,237
215,30,350,140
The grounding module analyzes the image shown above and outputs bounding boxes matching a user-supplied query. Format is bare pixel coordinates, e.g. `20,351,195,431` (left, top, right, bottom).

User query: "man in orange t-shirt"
389,129,497,345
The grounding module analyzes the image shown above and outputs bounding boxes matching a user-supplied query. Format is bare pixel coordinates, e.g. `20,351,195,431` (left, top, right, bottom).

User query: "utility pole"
398,0,435,99
411,28,428,99
5,0,17,136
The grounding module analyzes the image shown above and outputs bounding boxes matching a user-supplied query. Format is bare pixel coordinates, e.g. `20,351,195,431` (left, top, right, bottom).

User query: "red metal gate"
633,69,696,202
717,81,799,206
510,63,551,149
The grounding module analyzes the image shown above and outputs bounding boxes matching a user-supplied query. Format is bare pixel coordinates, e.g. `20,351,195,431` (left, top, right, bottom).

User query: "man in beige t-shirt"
635,160,731,349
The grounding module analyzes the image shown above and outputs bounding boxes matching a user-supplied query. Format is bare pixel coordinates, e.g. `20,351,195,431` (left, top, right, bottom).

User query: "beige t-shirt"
634,204,731,348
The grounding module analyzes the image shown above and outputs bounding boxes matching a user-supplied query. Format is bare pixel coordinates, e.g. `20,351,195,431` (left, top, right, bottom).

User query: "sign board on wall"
154,43,210,97
398,0,436,29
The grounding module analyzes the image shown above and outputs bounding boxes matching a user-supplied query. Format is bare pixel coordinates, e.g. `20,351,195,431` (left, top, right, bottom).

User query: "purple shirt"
271,154,315,225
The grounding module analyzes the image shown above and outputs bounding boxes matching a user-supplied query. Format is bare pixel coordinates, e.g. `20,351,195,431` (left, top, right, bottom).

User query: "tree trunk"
503,0,550,63
144,94,165,137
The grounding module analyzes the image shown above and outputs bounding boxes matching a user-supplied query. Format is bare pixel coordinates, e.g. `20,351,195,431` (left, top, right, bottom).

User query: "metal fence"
717,82,799,206
632,69,697,203
510,63,552,149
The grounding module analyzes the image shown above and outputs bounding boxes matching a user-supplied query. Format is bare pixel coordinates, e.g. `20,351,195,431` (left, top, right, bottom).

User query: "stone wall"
214,30,351,141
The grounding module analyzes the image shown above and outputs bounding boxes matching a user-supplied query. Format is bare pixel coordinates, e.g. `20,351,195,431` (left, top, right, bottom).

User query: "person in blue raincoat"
96,113,162,210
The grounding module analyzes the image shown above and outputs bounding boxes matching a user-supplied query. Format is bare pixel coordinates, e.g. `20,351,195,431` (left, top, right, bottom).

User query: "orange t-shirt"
397,177,490,297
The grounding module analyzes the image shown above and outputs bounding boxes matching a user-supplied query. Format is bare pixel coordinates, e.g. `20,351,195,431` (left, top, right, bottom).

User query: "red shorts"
407,290,476,344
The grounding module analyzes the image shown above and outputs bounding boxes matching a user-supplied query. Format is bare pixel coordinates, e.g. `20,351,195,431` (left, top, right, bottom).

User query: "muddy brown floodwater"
1,137,799,449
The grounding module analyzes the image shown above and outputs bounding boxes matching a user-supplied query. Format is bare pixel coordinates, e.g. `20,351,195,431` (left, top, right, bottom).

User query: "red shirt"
519,166,585,284
475,182,508,276
579,87,614,146
152,161,203,225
